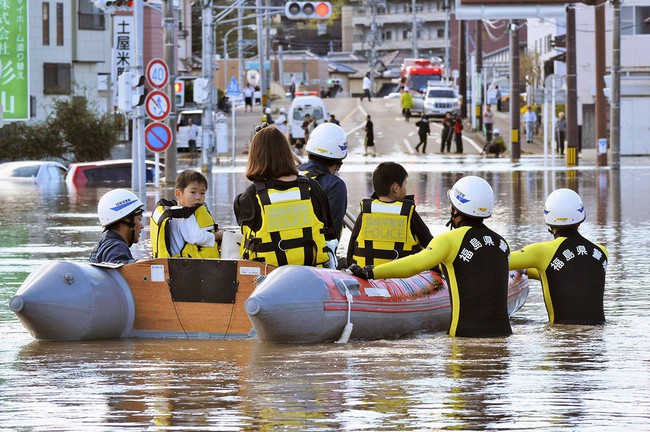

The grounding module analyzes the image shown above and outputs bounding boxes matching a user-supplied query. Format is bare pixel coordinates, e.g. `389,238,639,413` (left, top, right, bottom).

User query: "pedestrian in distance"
295,113,312,155
349,176,513,338
495,85,502,112
347,162,433,268
440,112,453,153
89,189,145,264
262,107,274,125
400,87,413,122
509,188,607,325
415,117,430,153
453,115,464,153
299,122,349,244
483,128,507,157
483,103,494,143
328,114,340,126
556,111,567,156
234,126,337,267
151,170,223,259
364,114,375,156
275,107,287,134
523,105,537,143
187,118,199,160
360,72,372,101
289,74,297,100
243,83,254,112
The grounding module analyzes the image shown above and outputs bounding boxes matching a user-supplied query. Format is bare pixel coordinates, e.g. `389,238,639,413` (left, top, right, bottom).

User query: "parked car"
423,86,461,118
0,160,67,182
287,94,328,145
66,159,163,188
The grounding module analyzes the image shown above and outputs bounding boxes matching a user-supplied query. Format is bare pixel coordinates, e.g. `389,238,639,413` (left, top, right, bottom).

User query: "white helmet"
306,123,348,160
265,107,271,114
543,188,586,226
98,189,145,228
279,107,286,114
493,128,501,135
448,176,494,218
404,87,410,91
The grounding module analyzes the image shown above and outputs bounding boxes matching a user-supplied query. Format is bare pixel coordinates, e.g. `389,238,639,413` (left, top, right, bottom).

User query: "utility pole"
610,0,621,170
411,0,418,58
594,1,607,167
459,20,467,118
238,5,244,87
566,5,579,166
163,0,177,183
367,0,381,93
201,0,215,173
476,20,483,133
509,19,521,161
132,0,146,200
256,0,266,107
444,0,450,74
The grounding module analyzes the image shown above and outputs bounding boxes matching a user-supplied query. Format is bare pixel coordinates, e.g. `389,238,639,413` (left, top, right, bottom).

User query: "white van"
288,95,328,144
176,110,202,151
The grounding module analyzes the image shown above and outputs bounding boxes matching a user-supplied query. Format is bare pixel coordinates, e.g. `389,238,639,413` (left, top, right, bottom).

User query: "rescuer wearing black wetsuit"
510,188,607,325
349,176,512,338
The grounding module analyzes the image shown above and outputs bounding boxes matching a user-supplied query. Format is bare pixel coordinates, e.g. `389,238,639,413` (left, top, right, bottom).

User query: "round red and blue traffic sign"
145,90,171,121
144,122,172,153
146,58,169,89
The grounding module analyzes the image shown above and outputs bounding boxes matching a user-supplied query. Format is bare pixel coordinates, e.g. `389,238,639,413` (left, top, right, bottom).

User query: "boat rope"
335,284,354,344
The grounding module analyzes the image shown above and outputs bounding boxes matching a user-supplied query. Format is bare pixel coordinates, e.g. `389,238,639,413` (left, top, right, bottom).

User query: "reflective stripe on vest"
240,178,329,267
352,198,419,267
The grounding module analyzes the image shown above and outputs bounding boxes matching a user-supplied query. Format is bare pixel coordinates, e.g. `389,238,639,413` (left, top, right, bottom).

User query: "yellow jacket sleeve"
372,231,454,279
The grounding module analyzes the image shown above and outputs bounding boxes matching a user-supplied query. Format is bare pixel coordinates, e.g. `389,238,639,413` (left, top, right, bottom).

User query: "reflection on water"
1,163,650,430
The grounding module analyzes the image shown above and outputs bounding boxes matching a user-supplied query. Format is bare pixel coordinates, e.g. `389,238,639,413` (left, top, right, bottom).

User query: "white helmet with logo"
448,176,494,218
306,122,348,161
279,107,286,114
98,189,145,228
265,107,271,114
493,128,501,135
543,188,586,226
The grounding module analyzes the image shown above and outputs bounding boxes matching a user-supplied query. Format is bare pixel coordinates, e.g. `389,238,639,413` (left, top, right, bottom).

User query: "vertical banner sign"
112,16,134,106
0,0,29,121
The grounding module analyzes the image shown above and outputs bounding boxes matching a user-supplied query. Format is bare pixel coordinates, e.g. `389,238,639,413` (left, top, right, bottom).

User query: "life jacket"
300,164,329,181
240,177,329,267
150,199,220,259
352,198,421,267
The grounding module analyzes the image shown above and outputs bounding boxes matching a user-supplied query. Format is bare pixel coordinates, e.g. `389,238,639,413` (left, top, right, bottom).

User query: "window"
437,28,445,39
56,3,63,45
43,63,72,94
42,3,50,45
622,6,650,35
79,0,105,30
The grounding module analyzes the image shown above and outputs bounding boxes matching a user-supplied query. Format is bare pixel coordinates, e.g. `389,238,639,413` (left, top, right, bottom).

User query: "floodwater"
1,156,649,430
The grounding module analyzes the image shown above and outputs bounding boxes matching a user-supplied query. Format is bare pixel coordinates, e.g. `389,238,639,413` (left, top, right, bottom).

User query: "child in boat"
349,176,513,338
509,189,607,325
347,162,432,267
150,170,222,258
90,189,145,264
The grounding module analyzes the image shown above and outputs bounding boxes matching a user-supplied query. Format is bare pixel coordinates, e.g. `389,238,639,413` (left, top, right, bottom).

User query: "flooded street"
1,157,649,430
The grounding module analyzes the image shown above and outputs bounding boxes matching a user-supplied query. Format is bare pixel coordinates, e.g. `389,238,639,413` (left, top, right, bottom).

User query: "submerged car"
0,161,68,182
66,159,163,187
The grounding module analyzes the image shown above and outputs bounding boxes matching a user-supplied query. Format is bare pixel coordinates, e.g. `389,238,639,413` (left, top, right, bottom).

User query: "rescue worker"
275,107,287,134
150,170,222,258
262,107,274,124
486,128,507,157
234,126,337,267
400,87,413,122
90,189,145,264
510,189,607,325
299,122,348,242
349,176,513,338
347,162,432,267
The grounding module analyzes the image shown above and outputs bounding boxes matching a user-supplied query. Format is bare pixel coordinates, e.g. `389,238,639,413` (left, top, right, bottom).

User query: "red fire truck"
400,58,445,115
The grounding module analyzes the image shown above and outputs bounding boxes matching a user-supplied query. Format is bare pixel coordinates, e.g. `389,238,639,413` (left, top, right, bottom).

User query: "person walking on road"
243,84,254,112
555,112,566,156
440,112,453,153
187,118,199,160
483,103,494,143
495,85,502,112
453,115,464,153
523,105,537,143
400,87,413,122
364,115,375,156
415,117,430,153
361,72,372,101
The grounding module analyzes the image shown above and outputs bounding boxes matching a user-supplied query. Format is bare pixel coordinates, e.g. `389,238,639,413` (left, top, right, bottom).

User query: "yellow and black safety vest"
150,200,220,259
352,198,420,267
240,178,329,267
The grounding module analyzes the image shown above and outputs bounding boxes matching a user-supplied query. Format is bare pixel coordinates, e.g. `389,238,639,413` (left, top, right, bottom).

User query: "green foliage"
0,97,124,163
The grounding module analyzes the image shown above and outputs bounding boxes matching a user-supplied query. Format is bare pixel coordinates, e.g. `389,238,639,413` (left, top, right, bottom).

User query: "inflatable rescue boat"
9,258,529,343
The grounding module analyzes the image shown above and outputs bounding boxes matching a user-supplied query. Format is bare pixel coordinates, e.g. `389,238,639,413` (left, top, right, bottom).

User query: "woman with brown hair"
234,126,336,267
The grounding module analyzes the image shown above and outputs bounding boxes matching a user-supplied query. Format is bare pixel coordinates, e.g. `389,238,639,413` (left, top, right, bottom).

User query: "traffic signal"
174,80,185,107
285,2,332,20
132,74,145,107
93,0,134,12
193,78,210,104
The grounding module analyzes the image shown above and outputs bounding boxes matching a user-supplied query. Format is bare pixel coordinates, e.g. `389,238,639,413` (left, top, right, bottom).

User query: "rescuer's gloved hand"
348,264,374,280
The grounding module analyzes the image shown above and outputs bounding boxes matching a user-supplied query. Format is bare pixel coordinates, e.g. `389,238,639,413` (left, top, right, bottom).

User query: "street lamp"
223,24,256,89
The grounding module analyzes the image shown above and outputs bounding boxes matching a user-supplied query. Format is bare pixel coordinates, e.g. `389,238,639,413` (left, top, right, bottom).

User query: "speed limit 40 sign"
146,58,169,89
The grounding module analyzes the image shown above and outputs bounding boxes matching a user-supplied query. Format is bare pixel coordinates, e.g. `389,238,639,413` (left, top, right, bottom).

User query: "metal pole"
256,0,266,107
238,5,244,87
566,5,578,166
595,1,608,166
163,0,177,184
509,20,521,161
459,20,467,118
476,20,483,133
202,0,214,173
265,0,271,106
610,0,621,170
551,76,557,158
411,0,418,58
133,0,146,200
444,0,450,75
369,0,378,94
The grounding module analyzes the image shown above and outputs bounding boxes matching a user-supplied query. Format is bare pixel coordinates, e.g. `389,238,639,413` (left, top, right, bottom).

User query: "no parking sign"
144,122,172,153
